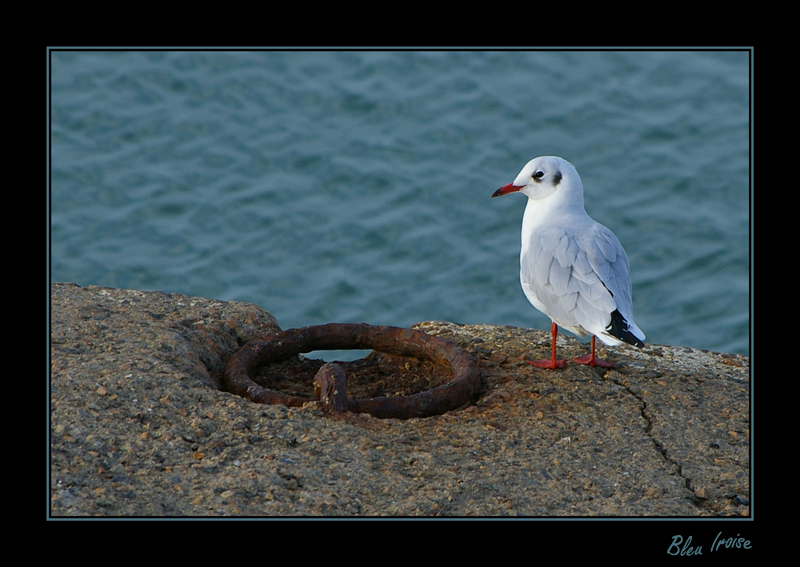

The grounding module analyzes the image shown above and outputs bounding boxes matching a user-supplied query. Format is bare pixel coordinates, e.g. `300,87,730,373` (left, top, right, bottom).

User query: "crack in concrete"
604,371,708,512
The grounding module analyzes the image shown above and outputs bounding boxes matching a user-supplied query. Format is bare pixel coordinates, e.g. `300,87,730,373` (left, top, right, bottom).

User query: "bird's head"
492,156,581,202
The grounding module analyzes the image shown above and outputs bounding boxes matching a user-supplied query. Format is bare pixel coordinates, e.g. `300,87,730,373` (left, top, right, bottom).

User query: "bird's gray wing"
577,224,637,326
521,225,627,338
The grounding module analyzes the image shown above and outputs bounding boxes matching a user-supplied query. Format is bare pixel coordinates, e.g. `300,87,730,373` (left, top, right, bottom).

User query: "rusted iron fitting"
224,323,481,419
313,362,348,413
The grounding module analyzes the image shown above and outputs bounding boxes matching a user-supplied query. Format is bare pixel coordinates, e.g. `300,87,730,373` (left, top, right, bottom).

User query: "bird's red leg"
526,322,566,369
573,336,614,368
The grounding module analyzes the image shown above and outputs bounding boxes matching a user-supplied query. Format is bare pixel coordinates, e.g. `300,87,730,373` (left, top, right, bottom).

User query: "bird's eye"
533,171,544,180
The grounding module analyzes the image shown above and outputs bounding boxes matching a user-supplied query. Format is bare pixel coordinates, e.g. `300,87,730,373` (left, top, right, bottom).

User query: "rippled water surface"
50,50,750,355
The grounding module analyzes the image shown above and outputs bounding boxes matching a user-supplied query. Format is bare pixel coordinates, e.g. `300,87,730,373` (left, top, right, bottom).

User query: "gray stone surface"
49,283,749,516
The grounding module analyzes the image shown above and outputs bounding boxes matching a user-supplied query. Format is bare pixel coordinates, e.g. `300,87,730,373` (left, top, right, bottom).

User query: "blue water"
49,50,750,356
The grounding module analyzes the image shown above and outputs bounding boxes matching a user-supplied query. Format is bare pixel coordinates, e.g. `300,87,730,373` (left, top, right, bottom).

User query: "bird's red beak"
492,183,523,198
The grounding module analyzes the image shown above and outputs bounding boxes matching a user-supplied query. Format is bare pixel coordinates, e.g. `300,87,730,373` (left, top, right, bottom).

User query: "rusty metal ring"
224,323,481,419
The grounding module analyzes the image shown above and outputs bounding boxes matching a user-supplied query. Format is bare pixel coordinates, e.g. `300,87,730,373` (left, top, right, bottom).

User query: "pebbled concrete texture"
49,283,749,517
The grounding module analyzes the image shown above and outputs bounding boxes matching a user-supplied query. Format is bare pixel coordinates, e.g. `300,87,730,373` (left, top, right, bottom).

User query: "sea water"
50,50,750,356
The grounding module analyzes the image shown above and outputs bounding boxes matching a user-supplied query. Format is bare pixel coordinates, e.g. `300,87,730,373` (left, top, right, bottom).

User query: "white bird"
492,156,644,369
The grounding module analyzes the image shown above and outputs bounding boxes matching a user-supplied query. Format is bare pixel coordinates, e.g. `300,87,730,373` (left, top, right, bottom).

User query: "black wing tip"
607,309,645,348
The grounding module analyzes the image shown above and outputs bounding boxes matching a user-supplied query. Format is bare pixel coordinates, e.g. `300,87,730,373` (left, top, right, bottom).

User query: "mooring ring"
224,323,481,419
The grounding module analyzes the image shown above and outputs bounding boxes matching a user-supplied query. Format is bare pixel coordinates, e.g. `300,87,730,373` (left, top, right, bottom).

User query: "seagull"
492,156,645,369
